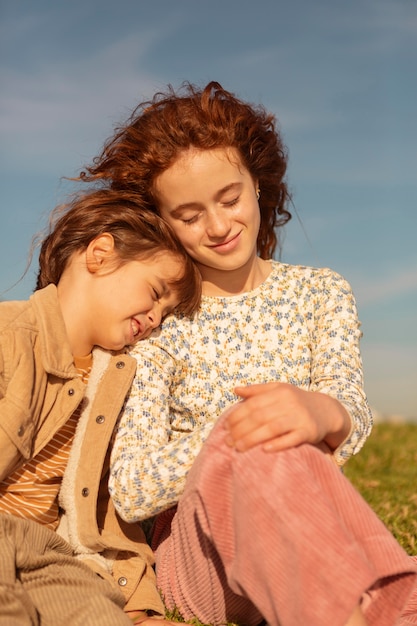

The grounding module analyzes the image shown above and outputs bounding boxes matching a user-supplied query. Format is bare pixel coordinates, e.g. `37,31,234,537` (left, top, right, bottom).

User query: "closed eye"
181,213,200,225
223,196,239,207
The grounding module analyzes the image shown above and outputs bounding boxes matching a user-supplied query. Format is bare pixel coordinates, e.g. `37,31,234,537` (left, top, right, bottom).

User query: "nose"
205,209,231,239
147,304,162,329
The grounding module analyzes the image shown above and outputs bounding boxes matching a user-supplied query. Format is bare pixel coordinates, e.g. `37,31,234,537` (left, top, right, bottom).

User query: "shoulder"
0,299,32,331
130,312,195,364
0,299,37,369
0,286,76,377
0,285,60,333
271,261,353,294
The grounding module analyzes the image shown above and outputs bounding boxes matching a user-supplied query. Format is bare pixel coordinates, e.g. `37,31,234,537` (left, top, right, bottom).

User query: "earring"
256,188,260,200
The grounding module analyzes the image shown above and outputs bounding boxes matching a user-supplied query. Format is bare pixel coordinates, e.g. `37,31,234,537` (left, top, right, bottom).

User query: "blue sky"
1,0,416,419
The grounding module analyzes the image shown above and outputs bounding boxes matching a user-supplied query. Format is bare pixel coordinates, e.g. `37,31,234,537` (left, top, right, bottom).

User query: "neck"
57,280,94,358
199,257,272,297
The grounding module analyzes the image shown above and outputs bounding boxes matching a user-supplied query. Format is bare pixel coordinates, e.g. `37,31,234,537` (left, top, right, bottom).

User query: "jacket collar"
30,284,78,380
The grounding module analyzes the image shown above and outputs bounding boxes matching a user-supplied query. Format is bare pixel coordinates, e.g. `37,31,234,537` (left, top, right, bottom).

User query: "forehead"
149,251,183,274
155,146,249,198
171,146,244,173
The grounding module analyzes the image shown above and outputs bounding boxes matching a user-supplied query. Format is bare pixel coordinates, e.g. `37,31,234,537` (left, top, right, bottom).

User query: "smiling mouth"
131,317,142,338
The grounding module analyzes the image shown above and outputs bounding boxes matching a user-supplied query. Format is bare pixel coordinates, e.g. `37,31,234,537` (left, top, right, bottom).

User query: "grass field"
166,422,417,624
344,421,417,555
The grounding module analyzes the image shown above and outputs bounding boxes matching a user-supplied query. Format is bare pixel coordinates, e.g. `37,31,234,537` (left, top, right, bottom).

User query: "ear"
85,233,116,274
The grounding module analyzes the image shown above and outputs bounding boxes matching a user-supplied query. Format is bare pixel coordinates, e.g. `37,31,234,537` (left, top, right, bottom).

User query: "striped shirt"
0,353,92,529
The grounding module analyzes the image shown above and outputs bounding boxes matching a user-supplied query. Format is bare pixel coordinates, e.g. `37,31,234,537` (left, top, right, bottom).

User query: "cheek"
178,229,199,250
245,202,261,233
168,222,201,251
159,210,201,251
159,211,186,240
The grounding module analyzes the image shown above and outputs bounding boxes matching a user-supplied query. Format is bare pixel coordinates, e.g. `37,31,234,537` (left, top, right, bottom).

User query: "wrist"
322,395,352,451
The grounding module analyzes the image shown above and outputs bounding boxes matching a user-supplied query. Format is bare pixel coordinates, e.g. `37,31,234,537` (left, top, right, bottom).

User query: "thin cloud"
354,267,417,307
0,26,179,172
362,340,417,418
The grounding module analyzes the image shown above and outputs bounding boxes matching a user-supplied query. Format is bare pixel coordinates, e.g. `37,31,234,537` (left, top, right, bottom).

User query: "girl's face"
85,252,182,353
154,148,260,280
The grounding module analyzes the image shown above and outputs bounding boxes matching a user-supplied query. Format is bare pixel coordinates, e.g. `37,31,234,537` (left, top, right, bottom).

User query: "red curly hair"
80,81,292,259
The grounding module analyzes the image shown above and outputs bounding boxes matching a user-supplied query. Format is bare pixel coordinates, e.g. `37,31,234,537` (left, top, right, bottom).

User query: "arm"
0,344,33,481
0,428,22,481
224,269,372,465
309,269,372,461
109,337,214,523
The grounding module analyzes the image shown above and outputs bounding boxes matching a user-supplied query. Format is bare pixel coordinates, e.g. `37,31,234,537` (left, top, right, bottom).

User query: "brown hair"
80,81,292,259
36,188,201,316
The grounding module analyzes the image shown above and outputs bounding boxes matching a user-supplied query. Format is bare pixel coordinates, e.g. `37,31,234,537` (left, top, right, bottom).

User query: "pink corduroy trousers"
152,418,417,626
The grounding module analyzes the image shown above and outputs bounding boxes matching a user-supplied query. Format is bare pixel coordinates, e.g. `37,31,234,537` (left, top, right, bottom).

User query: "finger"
262,429,309,452
230,383,298,423
232,420,291,452
226,392,284,427
234,381,284,398
226,400,282,435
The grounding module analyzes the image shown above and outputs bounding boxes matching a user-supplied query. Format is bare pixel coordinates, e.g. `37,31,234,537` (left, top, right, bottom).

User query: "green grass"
164,608,239,626
166,422,417,624
344,421,417,555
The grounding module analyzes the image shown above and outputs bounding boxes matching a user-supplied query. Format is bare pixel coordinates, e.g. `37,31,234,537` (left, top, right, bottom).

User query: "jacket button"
116,361,125,369
81,488,89,497
68,388,75,396
17,426,24,437
118,577,127,586
96,415,105,424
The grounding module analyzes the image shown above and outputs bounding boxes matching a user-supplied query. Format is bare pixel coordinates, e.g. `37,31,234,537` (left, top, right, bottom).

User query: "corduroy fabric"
0,514,133,626
399,557,417,625
153,417,417,626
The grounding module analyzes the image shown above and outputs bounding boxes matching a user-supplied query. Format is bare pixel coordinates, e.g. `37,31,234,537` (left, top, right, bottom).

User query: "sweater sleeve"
305,269,373,465
109,336,214,523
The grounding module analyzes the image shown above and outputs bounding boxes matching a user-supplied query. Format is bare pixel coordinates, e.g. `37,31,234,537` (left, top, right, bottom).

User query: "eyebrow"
156,278,170,296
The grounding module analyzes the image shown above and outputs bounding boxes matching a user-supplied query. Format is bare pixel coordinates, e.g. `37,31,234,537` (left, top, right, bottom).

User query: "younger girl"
0,188,200,626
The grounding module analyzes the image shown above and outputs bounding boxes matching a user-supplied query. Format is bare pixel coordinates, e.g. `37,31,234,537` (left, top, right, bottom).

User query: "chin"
110,340,129,351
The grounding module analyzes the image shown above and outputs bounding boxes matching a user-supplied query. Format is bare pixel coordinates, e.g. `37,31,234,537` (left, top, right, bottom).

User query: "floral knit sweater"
110,261,372,523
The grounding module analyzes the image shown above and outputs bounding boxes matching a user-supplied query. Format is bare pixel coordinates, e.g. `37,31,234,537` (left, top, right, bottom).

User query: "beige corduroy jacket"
0,284,164,615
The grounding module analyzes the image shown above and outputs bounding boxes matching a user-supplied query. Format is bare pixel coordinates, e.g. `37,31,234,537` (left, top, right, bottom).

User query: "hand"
223,381,351,453
133,617,178,626
126,610,179,625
